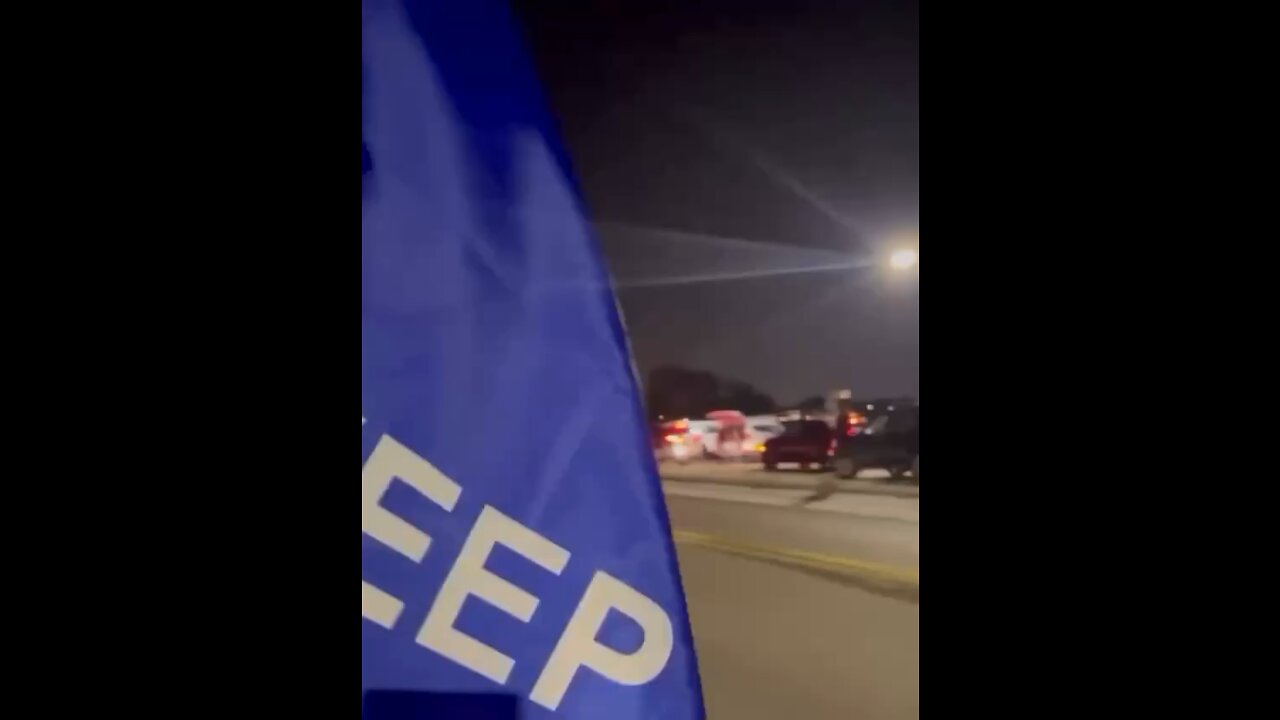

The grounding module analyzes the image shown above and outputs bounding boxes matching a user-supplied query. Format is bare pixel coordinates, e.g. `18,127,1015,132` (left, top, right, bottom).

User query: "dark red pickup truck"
762,420,834,471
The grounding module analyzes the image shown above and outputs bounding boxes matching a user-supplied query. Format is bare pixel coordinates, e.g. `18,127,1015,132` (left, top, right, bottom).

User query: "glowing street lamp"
890,248,919,271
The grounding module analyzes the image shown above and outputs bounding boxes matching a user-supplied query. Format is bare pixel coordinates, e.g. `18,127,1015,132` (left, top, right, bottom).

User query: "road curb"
663,484,921,524
661,472,921,499
673,530,920,587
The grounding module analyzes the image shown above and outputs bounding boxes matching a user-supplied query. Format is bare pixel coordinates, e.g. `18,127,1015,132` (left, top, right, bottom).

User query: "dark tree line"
645,365,780,420
793,396,829,413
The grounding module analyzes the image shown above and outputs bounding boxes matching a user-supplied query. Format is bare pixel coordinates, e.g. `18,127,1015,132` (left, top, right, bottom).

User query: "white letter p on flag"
531,572,675,711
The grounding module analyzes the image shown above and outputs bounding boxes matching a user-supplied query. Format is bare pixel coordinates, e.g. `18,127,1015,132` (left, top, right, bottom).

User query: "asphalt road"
668,494,920,720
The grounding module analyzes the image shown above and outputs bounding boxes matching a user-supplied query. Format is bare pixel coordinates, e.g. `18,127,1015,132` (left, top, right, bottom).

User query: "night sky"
513,0,919,403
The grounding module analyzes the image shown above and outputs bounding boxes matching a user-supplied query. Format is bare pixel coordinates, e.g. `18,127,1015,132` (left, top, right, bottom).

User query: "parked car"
655,419,718,463
833,405,919,481
743,416,785,460
762,419,834,471
655,413,787,463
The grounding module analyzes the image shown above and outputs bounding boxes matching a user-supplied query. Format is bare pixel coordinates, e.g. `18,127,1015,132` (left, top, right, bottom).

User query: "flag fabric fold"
361,1,705,717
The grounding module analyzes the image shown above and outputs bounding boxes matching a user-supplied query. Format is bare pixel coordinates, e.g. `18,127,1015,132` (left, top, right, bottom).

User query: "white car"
657,419,720,463
743,416,786,457
704,415,785,461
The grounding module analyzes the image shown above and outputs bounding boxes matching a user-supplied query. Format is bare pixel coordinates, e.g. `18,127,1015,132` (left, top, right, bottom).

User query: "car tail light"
828,439,837,457
844,412,867,437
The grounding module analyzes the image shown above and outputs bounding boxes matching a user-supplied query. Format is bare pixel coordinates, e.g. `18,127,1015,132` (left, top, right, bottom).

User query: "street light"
890,248,919,271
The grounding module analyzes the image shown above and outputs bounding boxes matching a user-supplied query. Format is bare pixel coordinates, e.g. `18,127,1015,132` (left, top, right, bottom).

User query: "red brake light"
844,412,866,437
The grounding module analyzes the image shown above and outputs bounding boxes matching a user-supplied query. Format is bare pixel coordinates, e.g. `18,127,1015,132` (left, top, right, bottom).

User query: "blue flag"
361,1,704,718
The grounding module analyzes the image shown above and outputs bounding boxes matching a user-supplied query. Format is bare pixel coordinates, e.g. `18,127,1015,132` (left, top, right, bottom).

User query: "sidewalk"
660,461,920,499
662,480,920,524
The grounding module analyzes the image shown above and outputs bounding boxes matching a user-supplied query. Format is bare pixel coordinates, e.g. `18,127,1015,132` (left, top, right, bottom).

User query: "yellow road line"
673,530,919,586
